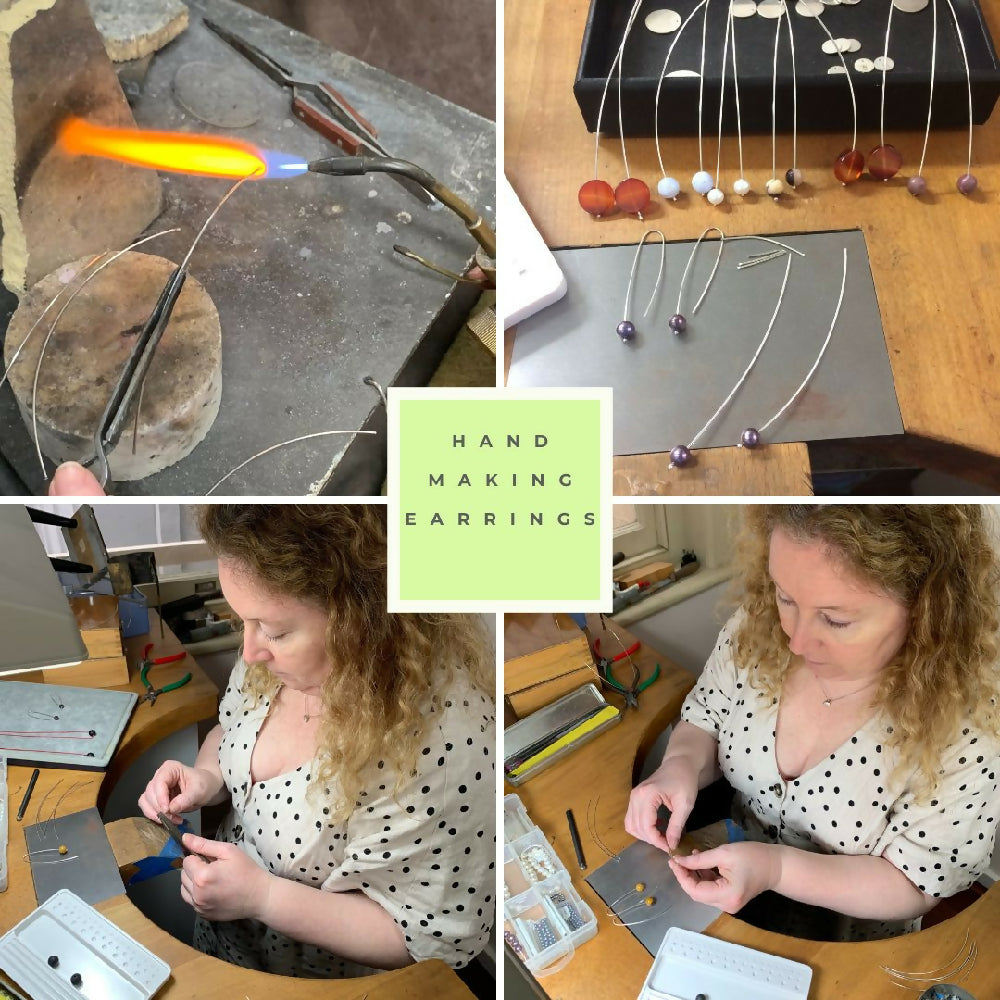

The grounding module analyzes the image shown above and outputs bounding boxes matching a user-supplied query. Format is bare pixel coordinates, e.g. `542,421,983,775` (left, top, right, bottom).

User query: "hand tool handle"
293,96,364,155
318,81,378,138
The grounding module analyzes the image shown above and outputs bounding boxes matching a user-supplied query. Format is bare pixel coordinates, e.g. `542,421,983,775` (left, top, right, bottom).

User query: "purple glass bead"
668,314,687,335
670,444,691,467
740,427,760,448
907,176,927,196
957,173,978,195
617,320,636,342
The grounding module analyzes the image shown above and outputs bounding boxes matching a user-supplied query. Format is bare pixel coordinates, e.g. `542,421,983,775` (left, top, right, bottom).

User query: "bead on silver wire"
617,230,667,343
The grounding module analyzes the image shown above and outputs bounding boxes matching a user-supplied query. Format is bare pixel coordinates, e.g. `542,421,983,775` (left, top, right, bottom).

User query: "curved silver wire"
623,230,667,324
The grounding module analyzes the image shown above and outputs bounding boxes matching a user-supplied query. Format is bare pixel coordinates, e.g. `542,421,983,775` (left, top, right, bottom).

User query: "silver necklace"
814,672,879,708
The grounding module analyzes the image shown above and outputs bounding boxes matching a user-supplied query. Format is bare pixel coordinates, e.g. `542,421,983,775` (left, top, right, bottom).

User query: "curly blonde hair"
197,505,494,821
733,505,1000,796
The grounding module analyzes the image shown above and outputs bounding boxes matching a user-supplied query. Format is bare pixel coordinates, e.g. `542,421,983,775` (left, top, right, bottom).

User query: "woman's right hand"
138,760,224,824
625,756,699,853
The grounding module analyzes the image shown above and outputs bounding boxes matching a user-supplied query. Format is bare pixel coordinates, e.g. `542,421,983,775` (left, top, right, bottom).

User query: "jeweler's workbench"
0,613,476,1000
0,0,495,496
505,615,1000,1000
504,0,1000,496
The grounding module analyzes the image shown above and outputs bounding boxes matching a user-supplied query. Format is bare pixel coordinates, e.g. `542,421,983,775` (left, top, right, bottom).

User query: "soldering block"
3,251,222,481
0,0,162,295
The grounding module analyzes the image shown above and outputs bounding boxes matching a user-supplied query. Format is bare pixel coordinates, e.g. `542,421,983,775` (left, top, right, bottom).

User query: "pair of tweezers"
87,265,187,487
203,17,434,207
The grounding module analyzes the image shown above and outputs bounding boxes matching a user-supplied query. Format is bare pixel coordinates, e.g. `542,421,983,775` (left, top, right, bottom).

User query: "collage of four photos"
1,0,1000,998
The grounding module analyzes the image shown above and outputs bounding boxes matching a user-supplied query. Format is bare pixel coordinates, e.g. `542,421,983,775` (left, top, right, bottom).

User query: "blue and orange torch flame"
59,118,308,179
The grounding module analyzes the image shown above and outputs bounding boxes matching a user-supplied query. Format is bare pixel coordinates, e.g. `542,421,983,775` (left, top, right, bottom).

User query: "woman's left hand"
669,843,781,913
179,833,272,922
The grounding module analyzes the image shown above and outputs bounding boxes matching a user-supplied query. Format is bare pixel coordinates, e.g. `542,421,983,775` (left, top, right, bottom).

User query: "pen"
566,808,586,870
17,768,40,822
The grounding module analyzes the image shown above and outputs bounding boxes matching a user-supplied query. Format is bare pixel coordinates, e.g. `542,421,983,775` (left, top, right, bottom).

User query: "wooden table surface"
1,613,474,999
505,622,1000,1000
504,0,1000,496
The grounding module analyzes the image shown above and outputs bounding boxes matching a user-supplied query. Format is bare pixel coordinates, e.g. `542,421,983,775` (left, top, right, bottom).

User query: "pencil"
17,769,40,822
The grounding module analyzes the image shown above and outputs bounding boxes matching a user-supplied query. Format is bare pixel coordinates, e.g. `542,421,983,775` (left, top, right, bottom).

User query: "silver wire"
917,0,939,177
730,0,746,182
714,2,734,186
879,0,895,147
654,0,710,179
697,0,711,171
623,230,667,325
880,929,971,979
675,227,726,316
594,0,645,179
616,0,646,179
771,3,783,179
811,13,858,152
688,252,792,450
940,0,974,174
759,246,848,435
786,0,798,173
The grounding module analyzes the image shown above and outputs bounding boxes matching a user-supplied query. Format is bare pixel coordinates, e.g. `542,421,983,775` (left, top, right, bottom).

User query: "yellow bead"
635,882,645,892
644,896,655,906
58,845,68,855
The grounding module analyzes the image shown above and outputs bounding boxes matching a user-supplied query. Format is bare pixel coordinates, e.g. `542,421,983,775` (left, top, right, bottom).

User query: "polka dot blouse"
194,657,496,977
680,614,1000,941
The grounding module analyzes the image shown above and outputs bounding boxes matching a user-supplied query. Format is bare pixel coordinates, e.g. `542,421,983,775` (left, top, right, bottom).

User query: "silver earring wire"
616,0,646,182
709,4,734,205
811,12,858,157
594,0,645,182
654,0,709,197
618,230,667,342
686,252,793,452
879,0,895,150
730,1,749,194
692,0,715,193
786,0,799,185
914,0,939,186
766,2,796,196
670,226,727,334
755,246,848,437
940,0,976,190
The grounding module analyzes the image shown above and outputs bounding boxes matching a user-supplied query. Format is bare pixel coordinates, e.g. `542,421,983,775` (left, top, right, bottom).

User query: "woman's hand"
138,760,225,824
669,843,781,913
179,834,273,922
625,756,699,852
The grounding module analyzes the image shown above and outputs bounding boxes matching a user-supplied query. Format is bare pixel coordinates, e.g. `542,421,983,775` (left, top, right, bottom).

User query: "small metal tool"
137,644,191,707
85,265,187,488
203,17,434,208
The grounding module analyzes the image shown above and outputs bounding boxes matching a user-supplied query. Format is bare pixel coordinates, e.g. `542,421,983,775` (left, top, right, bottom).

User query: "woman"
626,504,1000,941
139,505,495,976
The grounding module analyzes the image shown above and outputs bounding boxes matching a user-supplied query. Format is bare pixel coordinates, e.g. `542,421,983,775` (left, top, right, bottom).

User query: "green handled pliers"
138,643,192,706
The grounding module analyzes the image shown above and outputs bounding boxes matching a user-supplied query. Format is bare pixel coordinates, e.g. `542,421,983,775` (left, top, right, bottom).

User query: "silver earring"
617,230,667,342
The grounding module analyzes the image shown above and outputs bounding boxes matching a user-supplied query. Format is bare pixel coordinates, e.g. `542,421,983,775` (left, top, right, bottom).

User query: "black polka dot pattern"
195,658,496,977
679,614,1000,942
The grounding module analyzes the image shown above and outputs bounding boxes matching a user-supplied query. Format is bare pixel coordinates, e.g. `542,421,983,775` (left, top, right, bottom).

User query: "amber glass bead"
833,148,864,184
578,179,616,216
868,143,902,181
615,177,651,215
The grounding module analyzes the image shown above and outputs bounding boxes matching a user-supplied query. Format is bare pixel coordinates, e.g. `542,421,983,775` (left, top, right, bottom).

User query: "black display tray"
574,0,1000,135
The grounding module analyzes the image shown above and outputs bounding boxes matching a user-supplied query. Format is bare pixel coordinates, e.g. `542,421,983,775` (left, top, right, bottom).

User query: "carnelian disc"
833,148,865,184
578,179,616,216
868,143,903,181
615,177,651,215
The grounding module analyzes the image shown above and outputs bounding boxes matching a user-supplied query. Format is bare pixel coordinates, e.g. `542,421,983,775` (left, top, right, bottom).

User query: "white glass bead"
707,187,725,205
692,170,714,195
657,176,681,199
733,178,751,196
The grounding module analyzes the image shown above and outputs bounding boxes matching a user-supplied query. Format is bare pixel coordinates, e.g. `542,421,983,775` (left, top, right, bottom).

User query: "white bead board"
639,927,812,1000
0,889,169,1000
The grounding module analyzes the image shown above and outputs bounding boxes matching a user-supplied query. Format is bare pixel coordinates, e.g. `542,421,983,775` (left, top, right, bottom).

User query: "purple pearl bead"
670,444,691,467
617,320,636,342
957,173,978,195
668,314,687,335
907,176,927,196
741,427,760,448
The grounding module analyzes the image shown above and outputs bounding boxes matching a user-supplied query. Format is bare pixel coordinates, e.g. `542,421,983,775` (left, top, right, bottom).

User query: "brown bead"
614,177,651,215
578,179,616,216
833,148,865,184
868,143,902,181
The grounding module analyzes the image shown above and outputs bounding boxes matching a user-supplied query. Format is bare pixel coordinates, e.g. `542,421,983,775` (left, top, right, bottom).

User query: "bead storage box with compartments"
503,794,598,975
